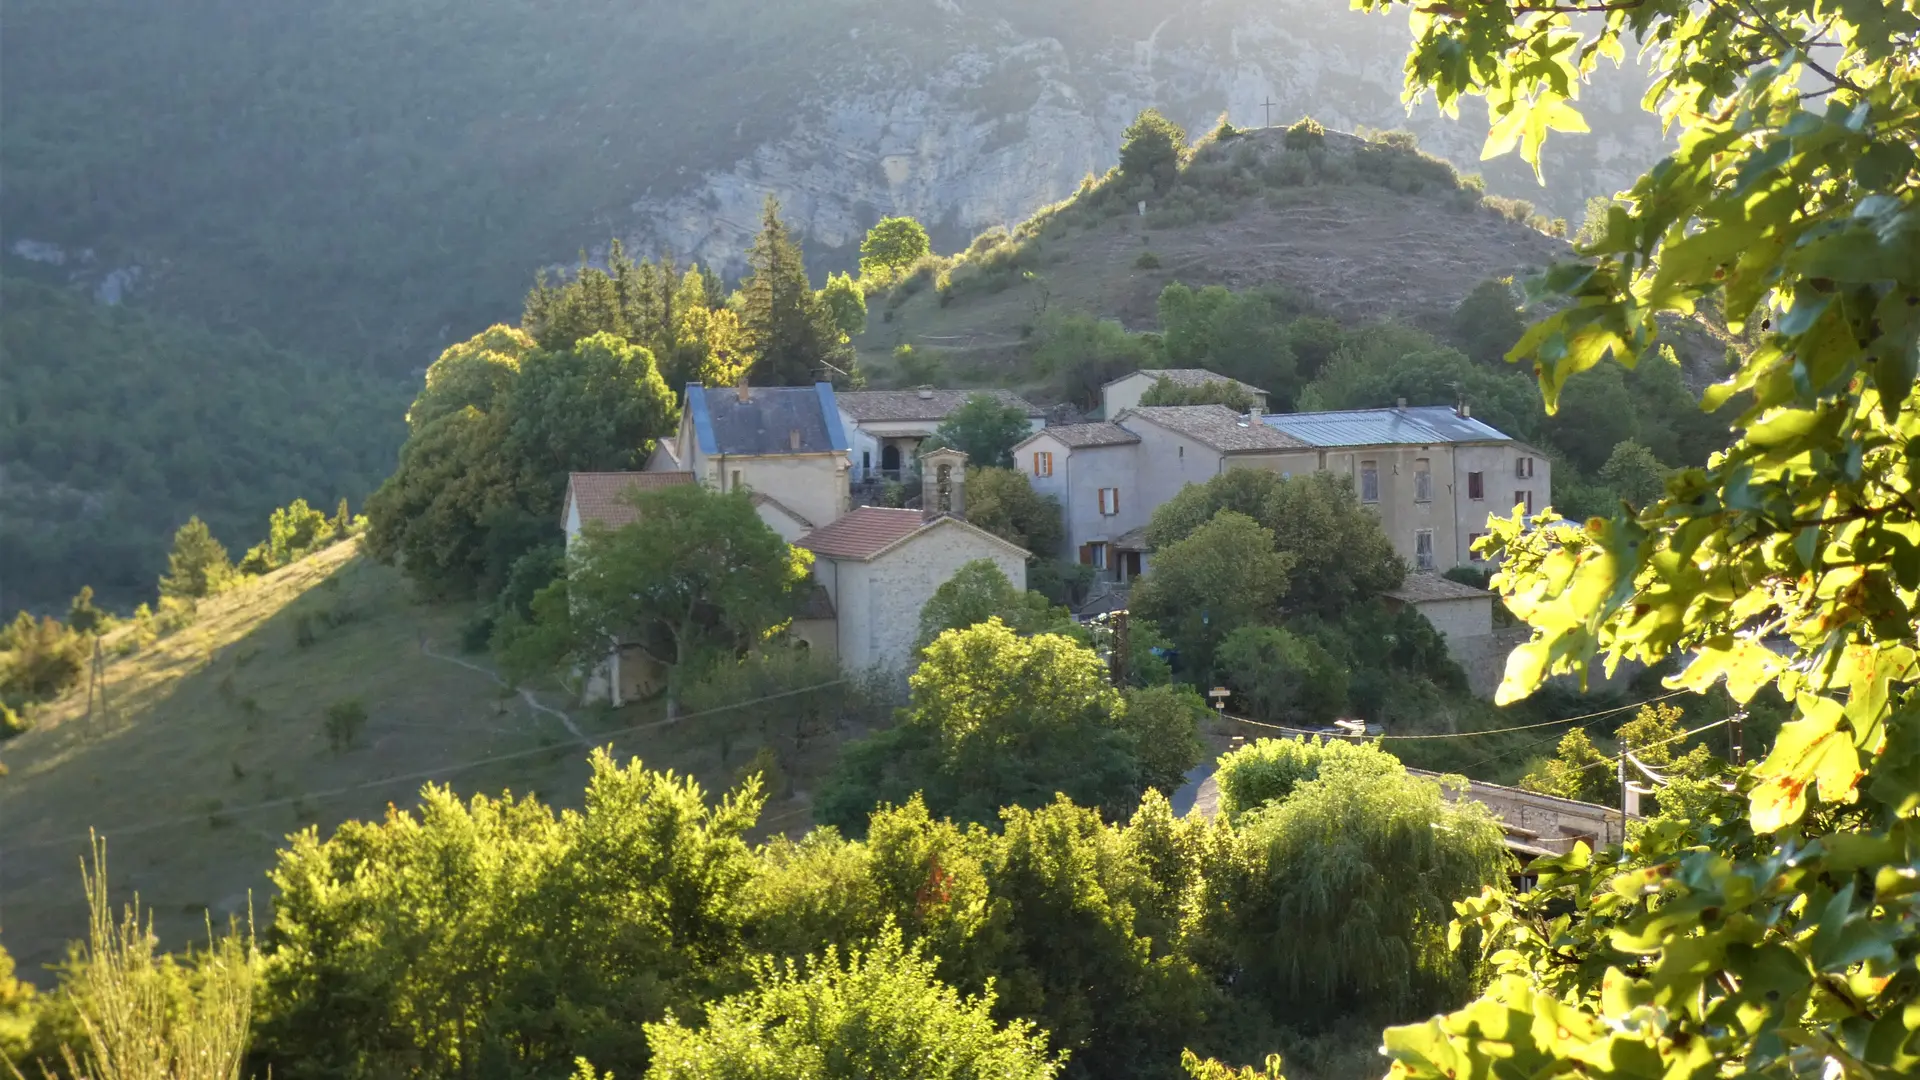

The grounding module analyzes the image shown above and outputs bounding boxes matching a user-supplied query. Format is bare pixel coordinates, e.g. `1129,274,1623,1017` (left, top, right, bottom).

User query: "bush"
323,698,367,751
893,343,943,386
1135,250,1162,269
642,929,1063,1080
1216,625,1349,725
0,610,89,702
1284,116,1326,150
1121,685,1207,792
1,701,30,739
1212,736,1401,822
1119,108,1187,193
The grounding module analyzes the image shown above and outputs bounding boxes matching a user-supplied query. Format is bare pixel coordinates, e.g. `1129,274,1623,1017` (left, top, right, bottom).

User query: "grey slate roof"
1121,405,1311,453
1031,421,1141,449
1109,368,1269,396
1385,573,1493,604
687,383,850,456
838,388,1044,422
1263,405,1518,448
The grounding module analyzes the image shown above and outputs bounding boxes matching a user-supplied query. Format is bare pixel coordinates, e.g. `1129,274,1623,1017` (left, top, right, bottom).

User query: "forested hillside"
0,278,404,611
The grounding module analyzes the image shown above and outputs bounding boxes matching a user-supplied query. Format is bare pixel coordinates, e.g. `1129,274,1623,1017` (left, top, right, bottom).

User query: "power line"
6,679,848,854
1573,716,1733,776
1220,689,1689,741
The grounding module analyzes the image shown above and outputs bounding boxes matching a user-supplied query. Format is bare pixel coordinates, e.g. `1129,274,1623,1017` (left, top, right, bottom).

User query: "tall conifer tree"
739,197,838,386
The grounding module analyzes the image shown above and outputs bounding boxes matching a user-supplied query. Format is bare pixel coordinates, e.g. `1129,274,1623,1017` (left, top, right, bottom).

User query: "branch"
1720,0,1863,94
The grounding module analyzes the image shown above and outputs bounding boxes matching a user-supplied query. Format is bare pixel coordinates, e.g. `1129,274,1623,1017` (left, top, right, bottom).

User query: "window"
730,469,742,492
1467,471,1485,500
1033,450,1053,478
1098,487,1121,516
1515,490,1534,515
1360,460,1379,503
1414,458,1432,503
1080,542,1109,569
1468,531,1486,559
861,450,872,478
1415,529,1435,571
1515,456,1535,479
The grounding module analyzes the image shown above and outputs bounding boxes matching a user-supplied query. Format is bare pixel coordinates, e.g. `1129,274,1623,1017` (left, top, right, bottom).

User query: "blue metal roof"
1262,405,1518,448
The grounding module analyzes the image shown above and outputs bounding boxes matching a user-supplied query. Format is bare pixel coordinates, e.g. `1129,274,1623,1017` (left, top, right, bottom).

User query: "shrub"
0,611,89,701
642,929,1063,1080
323,698,367,751
1212,736,1401,822
1283,116,1326,150
893,343,943,385
1119,108,1187,193
1,701,30,739
1135,250,1162,269
1216,625,1349,725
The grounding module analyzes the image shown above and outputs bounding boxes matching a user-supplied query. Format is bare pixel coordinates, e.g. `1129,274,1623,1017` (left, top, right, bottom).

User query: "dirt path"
418,637,588,745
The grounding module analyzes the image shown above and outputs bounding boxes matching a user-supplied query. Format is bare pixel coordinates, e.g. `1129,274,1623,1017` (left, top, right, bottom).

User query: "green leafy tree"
819,619,1143,829
817,270,868,341
1155,284,1297,403
1031,313,1154,410
255,752,765,1077
964,466,1066,559
1215,625,1349,726
1344,5,1920,1078
859,216,932,283
1212,736,1402,823
0,611,89,701
1131,511,1293,676
740,197,841,386
239,497,336,574
158,516,234,599
916,560,1078,650
1517,726,1614,805
1118,109,1186,194
66,585,107,636
503,331,678,495
1118,684,1207,793
642,929,1063,1080
1144,470,1403,616
1201,761,1509,1021
530,484,812,709
1543,362,1637,474
922,394,1033,470
1449,277,1526,366
1137,376,1259,410
1594,439,1667,508
0,943,37,1063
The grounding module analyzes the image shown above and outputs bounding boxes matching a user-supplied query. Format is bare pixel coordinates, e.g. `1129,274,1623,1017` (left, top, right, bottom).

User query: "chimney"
916,385,934,400
1458,402,1472,419
1246,404,1260,425
1396,397,1408,411
789,428,802,450
919,446,968,521
735,375,750,403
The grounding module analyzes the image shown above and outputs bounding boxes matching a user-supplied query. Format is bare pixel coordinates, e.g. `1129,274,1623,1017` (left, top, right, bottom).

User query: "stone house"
837,387,1044,483
797,451,1030,673
1010,404,1314,582
1100,368,1270,418
1260,404,1550,572
657,381,853,531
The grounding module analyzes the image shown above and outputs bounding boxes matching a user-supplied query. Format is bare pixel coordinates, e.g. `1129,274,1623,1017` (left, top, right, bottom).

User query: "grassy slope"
855,128,1575,395
0,541,839,979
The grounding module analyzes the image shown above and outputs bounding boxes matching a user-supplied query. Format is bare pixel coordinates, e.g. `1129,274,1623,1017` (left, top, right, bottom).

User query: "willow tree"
1336,2,1920,1077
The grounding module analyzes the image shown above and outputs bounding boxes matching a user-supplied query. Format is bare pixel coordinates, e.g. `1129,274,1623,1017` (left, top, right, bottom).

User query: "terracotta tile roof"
795,506,929,560
565,471,694,529
838,388,1044,422
1108,368,1269,396
1031,421,1141,449
1121,405,1311,453
1385,573,1492,604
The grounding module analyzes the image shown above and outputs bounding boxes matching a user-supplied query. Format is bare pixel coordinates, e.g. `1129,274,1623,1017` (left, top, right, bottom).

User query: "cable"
1572,716,1732,776
1219,688,1690,741
5,679,849,854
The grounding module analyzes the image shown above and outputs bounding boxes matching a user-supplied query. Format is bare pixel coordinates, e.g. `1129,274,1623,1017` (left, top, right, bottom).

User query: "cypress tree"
159,517,234,599
739,196,838,385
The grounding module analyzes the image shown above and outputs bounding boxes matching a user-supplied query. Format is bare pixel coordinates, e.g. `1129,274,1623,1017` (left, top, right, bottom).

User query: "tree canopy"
1118,109,1186,194
859,217,932,282
916,560,1077,651
740,197,843,386
922,395,1033,470
1130,510,1294,677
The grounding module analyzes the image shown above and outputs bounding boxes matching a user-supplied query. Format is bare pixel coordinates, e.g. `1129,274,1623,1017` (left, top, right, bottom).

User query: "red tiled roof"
796,506,928,560
566,471,694,529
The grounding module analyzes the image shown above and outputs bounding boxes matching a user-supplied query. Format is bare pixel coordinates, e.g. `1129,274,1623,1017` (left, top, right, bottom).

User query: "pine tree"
67,585,106,636
739,196,838,386
159,517,234,599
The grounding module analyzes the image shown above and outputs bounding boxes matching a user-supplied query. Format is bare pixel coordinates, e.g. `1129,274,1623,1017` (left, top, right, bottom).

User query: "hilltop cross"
1261,97,1276,127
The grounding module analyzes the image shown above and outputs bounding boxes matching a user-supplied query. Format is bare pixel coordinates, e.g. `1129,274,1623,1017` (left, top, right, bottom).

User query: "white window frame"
1033,451,1053,478
1414,458,1432,503
1415,529,1435,571
1098,487,1120,516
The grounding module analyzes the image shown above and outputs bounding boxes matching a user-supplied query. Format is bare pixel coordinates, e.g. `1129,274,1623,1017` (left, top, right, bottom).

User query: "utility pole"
1111,610,1130,688
1260,97,1277,128
1729,711,1745,766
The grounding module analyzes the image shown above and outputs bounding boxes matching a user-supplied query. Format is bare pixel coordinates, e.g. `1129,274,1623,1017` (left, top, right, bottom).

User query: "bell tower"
919,446,967,520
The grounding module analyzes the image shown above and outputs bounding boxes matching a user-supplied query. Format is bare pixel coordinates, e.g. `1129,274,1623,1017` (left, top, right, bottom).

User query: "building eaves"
1016,421,1141,450
1263,405,1519,448
1119,405,1311,453
838,388,1045,422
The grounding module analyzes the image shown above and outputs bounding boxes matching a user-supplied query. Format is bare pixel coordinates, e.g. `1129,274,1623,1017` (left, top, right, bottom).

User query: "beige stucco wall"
1320,445,1457,571
819,523,1027,673
1412,595,1494,642
789,618,838,659
1452,443,1551,561
692,453,848,533
755,499,814,543
1018,432,1076,557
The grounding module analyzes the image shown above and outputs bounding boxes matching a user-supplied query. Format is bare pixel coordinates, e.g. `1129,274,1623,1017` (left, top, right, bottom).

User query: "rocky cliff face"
622,1,1666,276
